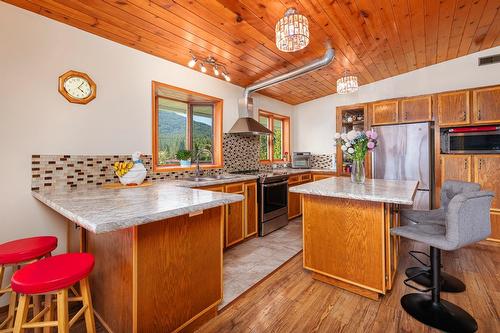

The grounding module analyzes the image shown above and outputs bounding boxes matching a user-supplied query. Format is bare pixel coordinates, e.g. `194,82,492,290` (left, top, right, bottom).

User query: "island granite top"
33,183,244,234
289,177,418,205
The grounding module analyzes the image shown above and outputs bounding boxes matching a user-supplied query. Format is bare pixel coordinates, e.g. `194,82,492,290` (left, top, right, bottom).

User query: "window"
259,110,290,163
152,81,223,171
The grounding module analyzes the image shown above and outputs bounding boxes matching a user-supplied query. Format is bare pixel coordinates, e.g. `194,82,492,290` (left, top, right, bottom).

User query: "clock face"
63,76,92,99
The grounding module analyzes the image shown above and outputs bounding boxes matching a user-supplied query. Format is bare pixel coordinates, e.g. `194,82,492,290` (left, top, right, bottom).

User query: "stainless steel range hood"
229,46,335,135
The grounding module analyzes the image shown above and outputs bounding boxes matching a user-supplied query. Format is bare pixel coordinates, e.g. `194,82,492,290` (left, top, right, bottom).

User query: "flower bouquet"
335,129,379,183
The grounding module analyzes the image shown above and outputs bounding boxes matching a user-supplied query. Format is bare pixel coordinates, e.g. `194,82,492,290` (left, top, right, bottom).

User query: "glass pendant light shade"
337,70,359,94
275,8,310,52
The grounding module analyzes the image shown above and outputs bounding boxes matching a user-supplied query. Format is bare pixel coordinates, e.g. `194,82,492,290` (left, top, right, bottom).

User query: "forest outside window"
259,110,290,163
152,81,223,171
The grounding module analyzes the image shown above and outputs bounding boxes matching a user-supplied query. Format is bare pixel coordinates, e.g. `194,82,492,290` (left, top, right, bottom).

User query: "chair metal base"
401,293,478,333
405,267,466,293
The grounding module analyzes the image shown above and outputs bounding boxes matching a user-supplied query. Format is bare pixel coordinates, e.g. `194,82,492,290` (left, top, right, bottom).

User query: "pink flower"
365,130,372,139
371,131,378,140
367,142,375,149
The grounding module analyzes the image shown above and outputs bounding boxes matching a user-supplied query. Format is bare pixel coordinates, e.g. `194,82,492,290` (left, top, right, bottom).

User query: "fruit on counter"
113,161,134,177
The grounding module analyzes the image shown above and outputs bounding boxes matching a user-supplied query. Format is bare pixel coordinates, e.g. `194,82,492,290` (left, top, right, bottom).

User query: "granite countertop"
289,177,418,205
33,182,244,234
166,174,259,188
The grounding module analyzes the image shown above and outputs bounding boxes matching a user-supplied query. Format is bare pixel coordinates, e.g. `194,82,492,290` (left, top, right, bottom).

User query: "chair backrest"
441,180,481,211
445,191,494,249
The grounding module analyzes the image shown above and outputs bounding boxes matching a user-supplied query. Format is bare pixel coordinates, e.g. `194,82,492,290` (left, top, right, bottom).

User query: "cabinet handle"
478,159,483,170
461,111,466,121
478,109,481,120
464,159,468,170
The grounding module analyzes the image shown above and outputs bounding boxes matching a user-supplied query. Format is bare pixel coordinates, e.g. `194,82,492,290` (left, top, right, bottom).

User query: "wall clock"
58,70,96,104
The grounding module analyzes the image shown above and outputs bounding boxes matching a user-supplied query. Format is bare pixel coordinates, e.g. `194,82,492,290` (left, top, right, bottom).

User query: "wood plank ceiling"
4,0,500,105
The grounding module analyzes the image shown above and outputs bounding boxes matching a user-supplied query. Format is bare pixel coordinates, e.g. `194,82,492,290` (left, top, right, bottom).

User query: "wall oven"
258,176,289,236
441,126,500,154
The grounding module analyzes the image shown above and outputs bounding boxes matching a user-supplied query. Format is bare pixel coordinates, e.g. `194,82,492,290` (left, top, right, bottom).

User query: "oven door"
261,180,288,222
448,131,500,154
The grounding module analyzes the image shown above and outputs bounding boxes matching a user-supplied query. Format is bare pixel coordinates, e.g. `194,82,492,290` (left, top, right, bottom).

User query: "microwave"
441,126,500,154
292,152,312,169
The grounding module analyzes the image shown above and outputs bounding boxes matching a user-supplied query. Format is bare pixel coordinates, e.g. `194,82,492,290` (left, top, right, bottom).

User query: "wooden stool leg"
13,294,30,333
43,294,53,333
6,289,17,329
80,278,96,333
32,295,42,333
56,289,69,333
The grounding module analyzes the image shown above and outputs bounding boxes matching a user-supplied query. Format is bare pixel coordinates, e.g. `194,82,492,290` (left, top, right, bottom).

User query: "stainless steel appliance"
292,152,312,169
441,126,500,154
372,122,433,210
231,170,289,236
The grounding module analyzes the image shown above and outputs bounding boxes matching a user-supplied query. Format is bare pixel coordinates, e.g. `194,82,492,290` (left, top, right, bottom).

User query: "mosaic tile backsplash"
31,134,335,190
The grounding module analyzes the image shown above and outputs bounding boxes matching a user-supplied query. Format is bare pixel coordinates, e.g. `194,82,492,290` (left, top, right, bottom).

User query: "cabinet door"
489,212,500,242
226,200,244,247
400,96,432,123
244,182,258,238
437,91,470,126
472,86,500,124
438,155,472,207
372,101,399,125
288,188,302,219
474,155,500,212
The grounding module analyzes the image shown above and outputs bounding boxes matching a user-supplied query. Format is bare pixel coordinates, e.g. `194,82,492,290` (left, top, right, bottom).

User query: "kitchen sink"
182,177,214,182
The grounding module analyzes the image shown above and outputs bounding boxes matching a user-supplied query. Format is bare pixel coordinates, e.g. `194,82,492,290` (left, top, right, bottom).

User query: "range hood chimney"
229,45,335,135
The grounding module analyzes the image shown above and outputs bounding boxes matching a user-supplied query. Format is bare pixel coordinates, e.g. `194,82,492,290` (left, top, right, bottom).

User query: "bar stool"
0,236,58,330
400,180,480,292
11,253,96,333
392,190,493,333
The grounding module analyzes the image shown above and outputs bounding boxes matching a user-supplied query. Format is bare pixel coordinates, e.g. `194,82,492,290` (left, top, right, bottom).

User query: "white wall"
0,2,293,302
293,46,500,154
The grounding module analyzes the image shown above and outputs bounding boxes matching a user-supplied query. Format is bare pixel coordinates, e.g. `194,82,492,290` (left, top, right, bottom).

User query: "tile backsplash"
31,134,335,190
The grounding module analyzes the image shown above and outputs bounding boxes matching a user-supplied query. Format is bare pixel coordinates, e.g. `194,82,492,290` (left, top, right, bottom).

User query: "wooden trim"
258,110,291,162
58,70,96,104
152,81,223,172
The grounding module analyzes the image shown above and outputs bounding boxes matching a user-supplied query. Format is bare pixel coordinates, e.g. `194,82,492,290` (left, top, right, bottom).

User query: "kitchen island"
290,177,418,300
33,183,244,333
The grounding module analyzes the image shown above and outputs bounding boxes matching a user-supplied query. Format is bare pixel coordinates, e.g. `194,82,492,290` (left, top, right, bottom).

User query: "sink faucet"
194,148,214,177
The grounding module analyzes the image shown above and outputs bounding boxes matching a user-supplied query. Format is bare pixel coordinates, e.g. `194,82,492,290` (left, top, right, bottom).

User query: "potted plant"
176,150,192,167
335,129,379,184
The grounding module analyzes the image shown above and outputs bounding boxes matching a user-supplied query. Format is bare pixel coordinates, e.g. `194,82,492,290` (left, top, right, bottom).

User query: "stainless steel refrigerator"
372,122,433,210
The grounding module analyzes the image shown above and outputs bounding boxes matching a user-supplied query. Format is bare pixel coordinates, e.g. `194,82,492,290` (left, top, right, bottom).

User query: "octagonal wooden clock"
58,70,96,104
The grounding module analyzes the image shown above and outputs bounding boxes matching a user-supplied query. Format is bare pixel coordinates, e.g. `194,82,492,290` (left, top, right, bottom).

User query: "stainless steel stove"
231,170,289,236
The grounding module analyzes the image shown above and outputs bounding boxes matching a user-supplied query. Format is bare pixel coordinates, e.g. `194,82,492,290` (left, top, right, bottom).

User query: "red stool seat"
11,253,94,294
0,236,57,265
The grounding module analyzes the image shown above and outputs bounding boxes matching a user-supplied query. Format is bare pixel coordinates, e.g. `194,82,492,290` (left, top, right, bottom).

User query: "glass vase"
351,159,366,184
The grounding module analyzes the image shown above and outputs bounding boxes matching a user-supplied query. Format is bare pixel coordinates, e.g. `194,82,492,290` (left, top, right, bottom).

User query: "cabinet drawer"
288,175,300,184
300,174,312,182
225,182,244,193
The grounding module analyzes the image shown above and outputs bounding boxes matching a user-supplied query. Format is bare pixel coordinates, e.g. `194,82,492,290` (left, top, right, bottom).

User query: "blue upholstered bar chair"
392,191,493,333
400,180,481,292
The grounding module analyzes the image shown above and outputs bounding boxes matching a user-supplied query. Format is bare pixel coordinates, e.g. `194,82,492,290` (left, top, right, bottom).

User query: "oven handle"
262,180,289,188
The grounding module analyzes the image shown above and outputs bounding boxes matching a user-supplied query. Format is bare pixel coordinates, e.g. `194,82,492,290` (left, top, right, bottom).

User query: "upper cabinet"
437,91,470,126
472,86,500,124
371,101,399,125
400,96,432,123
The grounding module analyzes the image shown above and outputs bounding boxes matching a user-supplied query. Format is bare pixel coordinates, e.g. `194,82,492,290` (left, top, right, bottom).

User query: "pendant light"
275,8,310,52
337,69,358,94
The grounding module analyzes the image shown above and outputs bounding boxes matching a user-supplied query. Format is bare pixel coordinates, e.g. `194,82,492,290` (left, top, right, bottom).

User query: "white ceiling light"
275,8,310,52
337,69,358,94
187,51,230,81
199,62,207,73
213,65,220,76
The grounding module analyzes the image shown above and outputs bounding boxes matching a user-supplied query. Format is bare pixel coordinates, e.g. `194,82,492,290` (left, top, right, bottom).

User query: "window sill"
153,164,223,173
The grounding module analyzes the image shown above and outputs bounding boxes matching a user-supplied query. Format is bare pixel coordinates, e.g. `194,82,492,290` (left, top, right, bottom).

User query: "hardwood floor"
1,240,498,332
198,239,500,333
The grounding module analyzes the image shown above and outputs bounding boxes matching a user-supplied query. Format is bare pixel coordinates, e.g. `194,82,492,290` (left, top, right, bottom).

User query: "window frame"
259,110,290,164
152,81,223,172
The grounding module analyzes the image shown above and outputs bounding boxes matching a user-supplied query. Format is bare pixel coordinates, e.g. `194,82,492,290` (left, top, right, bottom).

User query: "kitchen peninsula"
290,177,418,300
32,182,244,332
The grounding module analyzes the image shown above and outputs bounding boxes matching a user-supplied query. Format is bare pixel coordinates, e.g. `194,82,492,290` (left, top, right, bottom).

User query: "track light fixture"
187,51,230,82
